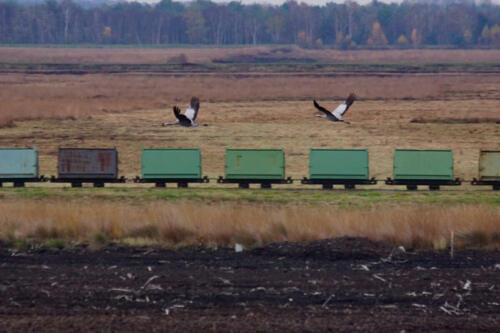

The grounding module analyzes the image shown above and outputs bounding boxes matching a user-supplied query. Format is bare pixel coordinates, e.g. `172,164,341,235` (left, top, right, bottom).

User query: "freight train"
0,147,499,190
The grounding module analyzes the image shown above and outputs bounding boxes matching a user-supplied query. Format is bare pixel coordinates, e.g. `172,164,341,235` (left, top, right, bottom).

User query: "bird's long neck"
315,114,326,118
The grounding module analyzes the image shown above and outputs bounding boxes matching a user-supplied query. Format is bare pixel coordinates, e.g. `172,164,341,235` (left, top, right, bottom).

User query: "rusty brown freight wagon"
51,148,125,187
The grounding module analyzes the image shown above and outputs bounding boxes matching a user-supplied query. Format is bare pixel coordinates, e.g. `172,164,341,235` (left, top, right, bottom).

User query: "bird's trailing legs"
162,121,179,126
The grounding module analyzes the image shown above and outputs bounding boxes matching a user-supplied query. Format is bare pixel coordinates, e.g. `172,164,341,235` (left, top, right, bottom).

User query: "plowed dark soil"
1,237,499,332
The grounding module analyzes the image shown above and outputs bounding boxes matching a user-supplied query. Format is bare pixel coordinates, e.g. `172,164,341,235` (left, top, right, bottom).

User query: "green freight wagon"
0,147,46,187
136,148,208,187
385,149,461,190
217,149,292,188
472,150,500,190
301,149,376,189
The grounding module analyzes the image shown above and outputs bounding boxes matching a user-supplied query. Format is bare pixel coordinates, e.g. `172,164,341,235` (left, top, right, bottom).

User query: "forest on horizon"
1,0,500,48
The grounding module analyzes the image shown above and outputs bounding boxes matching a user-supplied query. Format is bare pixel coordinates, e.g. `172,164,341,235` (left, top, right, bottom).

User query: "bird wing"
313,100,332,116
173,106,182,119
184,107,196,121
173,106,191,125
340,93,356,117
345,93,356,107
332,103,347,119
190,97,200,121
183,97,200,121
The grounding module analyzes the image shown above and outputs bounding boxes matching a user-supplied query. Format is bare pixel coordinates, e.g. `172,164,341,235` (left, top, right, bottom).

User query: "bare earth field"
0,47,500,331
1,238,500,332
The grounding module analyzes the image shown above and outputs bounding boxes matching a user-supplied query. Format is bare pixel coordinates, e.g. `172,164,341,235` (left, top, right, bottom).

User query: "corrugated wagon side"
135,148,209,188
51,148,125,187
471,150,500,190
0,147,46,187
217,149,292,189
385,149,461,190
301,149,377,190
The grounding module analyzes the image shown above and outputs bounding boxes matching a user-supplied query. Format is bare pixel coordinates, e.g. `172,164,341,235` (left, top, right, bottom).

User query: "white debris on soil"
140,275,160,291
322,294,335,308
462,280,472,291
440,301,464,316
373,274,387,283
218,277,232,285
412,303,426,308
235,243,244,252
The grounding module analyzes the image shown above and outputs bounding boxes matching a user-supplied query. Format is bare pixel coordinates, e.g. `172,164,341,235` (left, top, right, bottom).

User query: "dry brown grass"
2,200,499,250
2,98,499,180
1,71,500,128
1,46,500,64
1,48,500,128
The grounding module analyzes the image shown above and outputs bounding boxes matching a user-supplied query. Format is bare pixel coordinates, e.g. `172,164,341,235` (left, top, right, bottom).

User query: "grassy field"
2,46,500,64
2,187,500,205
1,196,499,250
1,47,499,249
1,98,499,180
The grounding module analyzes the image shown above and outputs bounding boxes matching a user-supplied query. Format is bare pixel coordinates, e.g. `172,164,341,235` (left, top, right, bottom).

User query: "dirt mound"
410,117,500,124
212,52,316,64
251,237,394,260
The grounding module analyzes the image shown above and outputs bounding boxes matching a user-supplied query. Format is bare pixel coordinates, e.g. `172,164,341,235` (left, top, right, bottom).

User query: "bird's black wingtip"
346,93,357,106
190,96,200,110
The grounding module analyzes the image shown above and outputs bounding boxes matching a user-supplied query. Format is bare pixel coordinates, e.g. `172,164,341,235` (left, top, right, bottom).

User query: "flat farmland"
2,46,500,64
0,48,500,220
1,48,500,248
0,73,499,180
1,47,500,332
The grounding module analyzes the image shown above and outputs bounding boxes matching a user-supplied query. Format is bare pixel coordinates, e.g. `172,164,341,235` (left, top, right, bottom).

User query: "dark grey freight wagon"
51,148,125,187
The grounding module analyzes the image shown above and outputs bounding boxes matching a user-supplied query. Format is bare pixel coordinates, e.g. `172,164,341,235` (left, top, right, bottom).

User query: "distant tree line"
1,0,500,48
